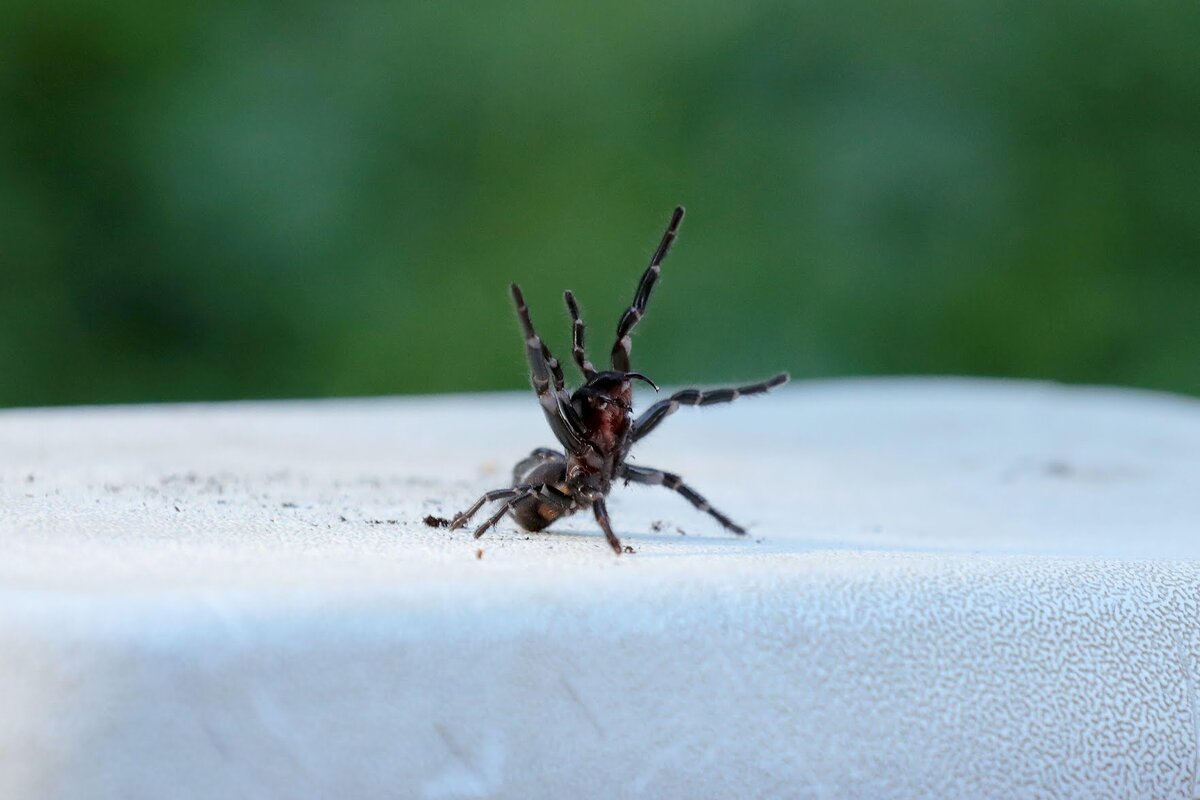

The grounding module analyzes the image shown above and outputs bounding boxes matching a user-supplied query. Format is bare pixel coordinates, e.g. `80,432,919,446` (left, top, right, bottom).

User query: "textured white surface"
1,378,1199,799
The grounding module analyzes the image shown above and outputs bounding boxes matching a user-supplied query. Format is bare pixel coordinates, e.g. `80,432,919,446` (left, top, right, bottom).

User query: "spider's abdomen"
510,459,570,532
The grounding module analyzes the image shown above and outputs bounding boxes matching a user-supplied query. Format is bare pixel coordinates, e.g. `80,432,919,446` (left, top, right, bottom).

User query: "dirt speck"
475,548,484,560
623,545,636,554
424,515,451,528
281,501,298,509
650,520,665,532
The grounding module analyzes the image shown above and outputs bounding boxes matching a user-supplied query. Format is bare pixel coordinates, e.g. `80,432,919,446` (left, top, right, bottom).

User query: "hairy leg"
591,497,624,555
450,485,532,531
452,482,573,539
511,284,583,449
564,291,597,380
619,464,747,535
471,486,538,539
632,372,789,442
611,206,684,372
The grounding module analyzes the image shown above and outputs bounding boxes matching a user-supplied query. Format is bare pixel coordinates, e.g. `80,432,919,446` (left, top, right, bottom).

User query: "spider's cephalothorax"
449,206,789,554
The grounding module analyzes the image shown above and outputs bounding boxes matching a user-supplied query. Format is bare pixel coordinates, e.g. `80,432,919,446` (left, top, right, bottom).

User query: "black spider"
449,206,789,554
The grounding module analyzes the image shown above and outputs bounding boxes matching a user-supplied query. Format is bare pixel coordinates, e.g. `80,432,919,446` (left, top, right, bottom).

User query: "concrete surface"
1,378,1199,798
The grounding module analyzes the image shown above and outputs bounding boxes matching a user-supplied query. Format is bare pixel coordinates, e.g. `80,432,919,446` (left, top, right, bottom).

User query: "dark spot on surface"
1045,460,1073,477
281,501,297,508
424,515,451,528
174,505,181,512
26,474,34,483
676,527,687,535
623,545,636,554
475,548,484,560
650,520,665,532
339,515,348,522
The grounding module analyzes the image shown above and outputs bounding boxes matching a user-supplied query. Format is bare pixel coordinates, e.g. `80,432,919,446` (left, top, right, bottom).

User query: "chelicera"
449,206,789,554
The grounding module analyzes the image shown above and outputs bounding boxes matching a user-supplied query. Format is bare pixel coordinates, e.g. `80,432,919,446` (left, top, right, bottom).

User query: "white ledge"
2,378,1199,798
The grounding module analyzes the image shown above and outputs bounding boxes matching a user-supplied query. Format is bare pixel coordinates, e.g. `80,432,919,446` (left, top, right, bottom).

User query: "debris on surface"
475,548,484,560
623,545,636,554
424,515,451,528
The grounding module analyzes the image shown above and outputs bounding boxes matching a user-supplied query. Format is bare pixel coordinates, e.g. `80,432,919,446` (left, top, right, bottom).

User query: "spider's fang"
624,371,659,392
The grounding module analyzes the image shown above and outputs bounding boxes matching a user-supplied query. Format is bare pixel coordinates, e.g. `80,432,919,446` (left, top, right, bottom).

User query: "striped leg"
619,464,747,535
611,206,685,372
563,291,596,380
511,284,583,450
591,497,623,555
471,486,540,539
632,372,789,443
450,485,532,531
452,483,569,539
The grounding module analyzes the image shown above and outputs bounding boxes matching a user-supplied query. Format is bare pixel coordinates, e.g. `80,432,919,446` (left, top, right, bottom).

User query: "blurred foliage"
1,0,1198,407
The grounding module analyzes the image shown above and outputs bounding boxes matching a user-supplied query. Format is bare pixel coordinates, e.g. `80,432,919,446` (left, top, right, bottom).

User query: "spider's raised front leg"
511,284,583,450
611,206,684,372
563,291,597,380
619,463,747,535
631,372,789,443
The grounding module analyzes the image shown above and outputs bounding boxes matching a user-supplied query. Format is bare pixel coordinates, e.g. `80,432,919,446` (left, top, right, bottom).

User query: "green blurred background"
2,0,1197,408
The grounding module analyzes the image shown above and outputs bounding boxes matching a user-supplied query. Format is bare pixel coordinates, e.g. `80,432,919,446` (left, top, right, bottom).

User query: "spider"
449,206,789,554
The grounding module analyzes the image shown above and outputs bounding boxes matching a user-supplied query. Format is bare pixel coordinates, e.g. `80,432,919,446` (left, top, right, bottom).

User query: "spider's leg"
632,372,789,443
591,497,624,555
450,485,533,531
512,447,563,484
474,483,571,539
611,206,684,372
619,464,747,535
473,486,536,539
564,291,597,380
511,284,583,450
